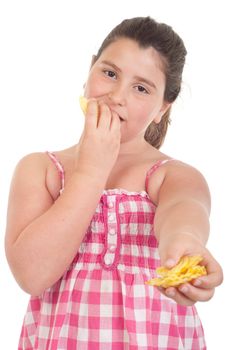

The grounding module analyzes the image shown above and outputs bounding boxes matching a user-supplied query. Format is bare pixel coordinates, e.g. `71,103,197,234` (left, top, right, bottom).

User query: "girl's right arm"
5,100,121,296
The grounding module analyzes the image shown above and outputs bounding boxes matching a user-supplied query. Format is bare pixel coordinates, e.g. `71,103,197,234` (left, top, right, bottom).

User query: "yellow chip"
79,96,88,115
145,255,207,288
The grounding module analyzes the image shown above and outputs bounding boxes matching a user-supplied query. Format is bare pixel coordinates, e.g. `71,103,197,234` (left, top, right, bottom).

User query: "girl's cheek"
84,76,106,98
84,83,97,99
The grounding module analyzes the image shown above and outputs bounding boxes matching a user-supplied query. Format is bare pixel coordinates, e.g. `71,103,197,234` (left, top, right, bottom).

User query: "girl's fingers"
158,287,195,306
196,251,224,289
84,99,99,129
85,100,121,132
110,111,121,131
192,271,222,290
158,280,215,305
178,283,215,302
97,102,112,129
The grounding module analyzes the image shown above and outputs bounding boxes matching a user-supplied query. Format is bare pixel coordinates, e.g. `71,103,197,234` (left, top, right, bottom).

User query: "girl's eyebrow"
100,60,157,90
134,75,157,90
101,60,122,72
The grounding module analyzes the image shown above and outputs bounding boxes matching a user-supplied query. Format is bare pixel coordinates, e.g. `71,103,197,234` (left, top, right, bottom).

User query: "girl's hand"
75,99,121,179
158,233,223,306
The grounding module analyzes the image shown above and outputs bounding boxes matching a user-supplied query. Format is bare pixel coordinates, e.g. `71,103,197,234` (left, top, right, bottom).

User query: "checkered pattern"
18,155,206,349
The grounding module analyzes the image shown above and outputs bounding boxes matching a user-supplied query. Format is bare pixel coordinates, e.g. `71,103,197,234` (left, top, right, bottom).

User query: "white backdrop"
0,0,231,348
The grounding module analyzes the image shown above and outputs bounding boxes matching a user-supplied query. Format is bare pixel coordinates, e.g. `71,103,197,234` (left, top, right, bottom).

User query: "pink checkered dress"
18,152,206,350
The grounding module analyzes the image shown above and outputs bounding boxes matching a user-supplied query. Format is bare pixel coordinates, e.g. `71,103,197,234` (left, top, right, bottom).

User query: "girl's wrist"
173,231,206,244
159,230,206,248
73,163,109,183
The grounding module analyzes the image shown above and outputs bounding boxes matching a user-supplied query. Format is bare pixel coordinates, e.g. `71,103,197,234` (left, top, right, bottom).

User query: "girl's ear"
90,55,97,68
83,55,97,90
153,102,171,124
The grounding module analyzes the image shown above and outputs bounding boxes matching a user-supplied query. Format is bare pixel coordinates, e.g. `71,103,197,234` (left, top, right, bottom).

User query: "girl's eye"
135,85,149,94
104,70,116,79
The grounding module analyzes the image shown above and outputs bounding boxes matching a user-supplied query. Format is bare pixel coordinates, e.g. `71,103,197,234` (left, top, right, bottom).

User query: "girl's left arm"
151,161,223,306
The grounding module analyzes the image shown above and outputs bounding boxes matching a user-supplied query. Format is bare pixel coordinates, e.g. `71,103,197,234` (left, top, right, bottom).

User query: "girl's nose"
108,86,126,106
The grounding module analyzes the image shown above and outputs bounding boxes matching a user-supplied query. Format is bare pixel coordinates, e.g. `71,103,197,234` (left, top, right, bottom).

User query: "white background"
0,0,231,348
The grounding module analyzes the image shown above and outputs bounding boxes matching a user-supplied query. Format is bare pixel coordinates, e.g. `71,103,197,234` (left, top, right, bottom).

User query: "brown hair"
95,17,187,148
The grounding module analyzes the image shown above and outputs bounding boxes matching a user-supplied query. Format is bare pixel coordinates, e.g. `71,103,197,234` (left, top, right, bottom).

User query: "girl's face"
84,38,170,144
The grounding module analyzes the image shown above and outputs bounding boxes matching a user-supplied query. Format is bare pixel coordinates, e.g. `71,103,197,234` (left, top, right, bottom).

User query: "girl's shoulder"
146,152,210,209
14,151,50,179
14,147,74,201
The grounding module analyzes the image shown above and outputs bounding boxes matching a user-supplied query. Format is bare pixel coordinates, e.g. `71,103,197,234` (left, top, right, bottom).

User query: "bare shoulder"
147,157,211,211
8,150,65,209
5,152,53,246
12,152,49,187
14,146,75,199
164,159,210,195
7,152,57,207
14,151,48,172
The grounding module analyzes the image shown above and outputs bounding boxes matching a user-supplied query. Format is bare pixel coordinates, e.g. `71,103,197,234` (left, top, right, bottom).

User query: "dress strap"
46,151,65,194
145,159,174,193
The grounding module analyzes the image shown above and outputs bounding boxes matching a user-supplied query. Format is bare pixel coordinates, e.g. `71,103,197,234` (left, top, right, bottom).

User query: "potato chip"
79,96,88,115
145,255,207,288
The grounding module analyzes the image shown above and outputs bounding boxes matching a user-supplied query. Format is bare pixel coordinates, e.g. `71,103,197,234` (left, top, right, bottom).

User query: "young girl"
5,17,223,349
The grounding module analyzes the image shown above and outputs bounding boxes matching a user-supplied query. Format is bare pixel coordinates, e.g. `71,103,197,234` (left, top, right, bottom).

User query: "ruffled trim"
102,188,149,198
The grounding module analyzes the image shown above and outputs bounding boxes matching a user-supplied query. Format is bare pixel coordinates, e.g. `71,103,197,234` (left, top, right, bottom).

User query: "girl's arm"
5,101,121,296
155,161,211,247
149,161,223,305
5,152,108,296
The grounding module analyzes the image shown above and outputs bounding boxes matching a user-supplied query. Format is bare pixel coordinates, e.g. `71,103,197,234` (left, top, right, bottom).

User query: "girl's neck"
118,138,154,157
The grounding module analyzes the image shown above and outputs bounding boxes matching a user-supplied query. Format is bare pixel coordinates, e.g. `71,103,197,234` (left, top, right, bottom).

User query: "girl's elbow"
10,268,47,296
18,279,45,297
6,256,47,296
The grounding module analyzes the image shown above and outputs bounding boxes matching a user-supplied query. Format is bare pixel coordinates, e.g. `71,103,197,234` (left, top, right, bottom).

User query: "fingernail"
166,290,175,297
193,279,202,287
165,259,176,268
179,286,188,293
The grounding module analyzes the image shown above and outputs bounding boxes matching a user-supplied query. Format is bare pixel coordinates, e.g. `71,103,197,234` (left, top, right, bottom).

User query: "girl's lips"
111,110,125,121
97,101,125,121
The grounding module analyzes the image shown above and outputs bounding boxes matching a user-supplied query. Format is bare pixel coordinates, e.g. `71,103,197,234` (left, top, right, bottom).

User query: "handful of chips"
79,96,88,115
146,255,207,288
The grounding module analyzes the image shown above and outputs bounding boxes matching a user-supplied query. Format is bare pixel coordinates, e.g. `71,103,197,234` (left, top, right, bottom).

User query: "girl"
5,17,223,349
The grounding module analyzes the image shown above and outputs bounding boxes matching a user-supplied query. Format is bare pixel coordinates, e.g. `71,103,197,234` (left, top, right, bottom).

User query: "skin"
84,38,170,148
5,38,223,305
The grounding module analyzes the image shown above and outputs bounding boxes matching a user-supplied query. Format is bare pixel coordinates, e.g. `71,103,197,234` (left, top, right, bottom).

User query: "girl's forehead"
96,38,166,79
